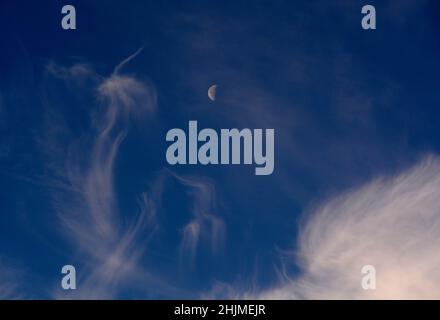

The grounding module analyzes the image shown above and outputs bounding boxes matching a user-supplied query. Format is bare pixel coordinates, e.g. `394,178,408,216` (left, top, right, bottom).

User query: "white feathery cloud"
44,49,171,298
97,74,156,126
256,155,440,299
167,172,225,263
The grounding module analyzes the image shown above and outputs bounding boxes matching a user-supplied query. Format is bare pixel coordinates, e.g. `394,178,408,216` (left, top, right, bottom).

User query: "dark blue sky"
1,0,440,299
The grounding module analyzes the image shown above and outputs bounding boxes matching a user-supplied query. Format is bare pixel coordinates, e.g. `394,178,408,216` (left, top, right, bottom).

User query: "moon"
208,84,217,101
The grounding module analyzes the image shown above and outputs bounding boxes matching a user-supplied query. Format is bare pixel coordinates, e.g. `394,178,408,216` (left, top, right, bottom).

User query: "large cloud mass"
259,156,440,299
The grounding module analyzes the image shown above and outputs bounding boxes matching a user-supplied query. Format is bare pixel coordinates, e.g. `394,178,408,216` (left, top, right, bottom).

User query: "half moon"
208,84,217,101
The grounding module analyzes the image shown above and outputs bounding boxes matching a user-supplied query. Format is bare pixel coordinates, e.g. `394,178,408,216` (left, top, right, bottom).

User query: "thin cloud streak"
113,47,144,75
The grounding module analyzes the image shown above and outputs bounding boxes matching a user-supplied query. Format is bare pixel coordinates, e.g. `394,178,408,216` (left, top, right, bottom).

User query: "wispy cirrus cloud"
170,173,225,264
43,49,167,298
